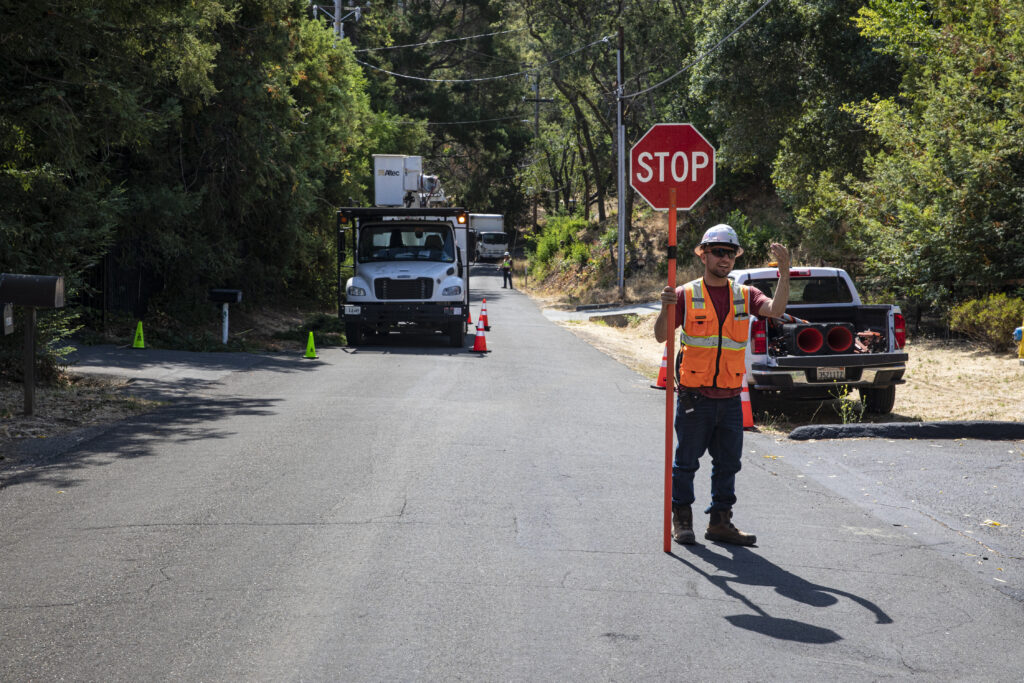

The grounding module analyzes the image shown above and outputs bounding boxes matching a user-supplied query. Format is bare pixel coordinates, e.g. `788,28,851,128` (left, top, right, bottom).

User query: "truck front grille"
374,278,433,300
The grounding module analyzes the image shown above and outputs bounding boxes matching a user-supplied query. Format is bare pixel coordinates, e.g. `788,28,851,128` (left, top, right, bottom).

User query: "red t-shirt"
671,280,770,398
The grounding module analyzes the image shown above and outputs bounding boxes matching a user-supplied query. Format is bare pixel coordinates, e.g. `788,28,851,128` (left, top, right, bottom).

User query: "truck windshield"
480,233,508,245
748,276,854,304
357,224,456,263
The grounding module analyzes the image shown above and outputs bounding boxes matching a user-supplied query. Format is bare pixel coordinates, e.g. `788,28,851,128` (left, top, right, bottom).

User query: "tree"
801,0,1024,311
354,0,533,218
0,0,230,376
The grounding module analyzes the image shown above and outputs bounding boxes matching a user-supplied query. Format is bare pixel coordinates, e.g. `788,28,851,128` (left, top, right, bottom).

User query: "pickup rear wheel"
344,321,362,347
860,385,896,414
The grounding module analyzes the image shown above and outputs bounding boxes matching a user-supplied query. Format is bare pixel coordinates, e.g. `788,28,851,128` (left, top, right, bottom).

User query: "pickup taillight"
751,318,768,354
894,313,906,349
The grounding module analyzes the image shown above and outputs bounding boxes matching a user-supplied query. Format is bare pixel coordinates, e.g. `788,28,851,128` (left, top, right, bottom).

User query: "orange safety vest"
678,278,751,390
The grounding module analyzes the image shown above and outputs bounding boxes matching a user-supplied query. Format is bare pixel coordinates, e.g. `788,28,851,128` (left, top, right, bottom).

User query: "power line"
354,35,613,84
394,114,526,126
354,28,522,53
622,0,776,99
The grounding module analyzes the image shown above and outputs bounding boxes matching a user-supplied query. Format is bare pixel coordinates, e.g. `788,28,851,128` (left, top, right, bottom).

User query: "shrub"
726,209,778,265
948,294,1024,352
530,215,589,269
567,242,590,267
600,226,618,249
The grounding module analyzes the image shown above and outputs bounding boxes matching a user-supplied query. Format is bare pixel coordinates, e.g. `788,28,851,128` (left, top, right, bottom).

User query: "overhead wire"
354,28,522,53
622,0,776,99
354,34,613,84
349,2,774,137
393,114,527,126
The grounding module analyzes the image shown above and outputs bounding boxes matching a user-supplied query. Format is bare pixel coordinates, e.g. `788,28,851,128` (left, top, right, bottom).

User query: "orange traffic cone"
480,298,490,331
466,306,474,326
470,317,489,353
651,345,668,390
741,374,756,431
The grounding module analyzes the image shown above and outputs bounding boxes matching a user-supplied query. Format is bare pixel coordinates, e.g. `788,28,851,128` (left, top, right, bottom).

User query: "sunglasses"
708,247,738,258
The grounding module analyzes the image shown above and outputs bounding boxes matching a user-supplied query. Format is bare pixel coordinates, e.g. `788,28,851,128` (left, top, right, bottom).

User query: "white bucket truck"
337,155,470,347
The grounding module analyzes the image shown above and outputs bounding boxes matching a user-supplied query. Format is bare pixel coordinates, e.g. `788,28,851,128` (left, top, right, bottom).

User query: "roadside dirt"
1,375,159,456
557,312,1024,432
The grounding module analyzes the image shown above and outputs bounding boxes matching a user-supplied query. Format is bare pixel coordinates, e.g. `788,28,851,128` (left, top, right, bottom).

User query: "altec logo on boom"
630,123,716,211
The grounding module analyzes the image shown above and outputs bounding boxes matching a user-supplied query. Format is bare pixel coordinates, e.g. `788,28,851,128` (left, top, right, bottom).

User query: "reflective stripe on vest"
691,280,706,310
732,280,748,318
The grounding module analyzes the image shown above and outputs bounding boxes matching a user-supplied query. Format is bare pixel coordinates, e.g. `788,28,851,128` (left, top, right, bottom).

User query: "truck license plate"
816,367,845,381
344,305,361,315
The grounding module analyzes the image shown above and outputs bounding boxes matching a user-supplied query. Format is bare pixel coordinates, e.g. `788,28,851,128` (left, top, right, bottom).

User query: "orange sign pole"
663,188,677,553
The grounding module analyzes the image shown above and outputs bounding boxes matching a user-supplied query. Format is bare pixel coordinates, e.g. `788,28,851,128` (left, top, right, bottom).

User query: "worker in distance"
654,225,790,546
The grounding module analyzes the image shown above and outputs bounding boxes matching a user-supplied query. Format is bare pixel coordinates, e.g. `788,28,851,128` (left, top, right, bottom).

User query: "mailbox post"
209,289,242,344
0,273,66,416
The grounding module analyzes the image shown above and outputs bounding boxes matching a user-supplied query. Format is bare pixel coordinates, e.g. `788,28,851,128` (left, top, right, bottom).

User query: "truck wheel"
860,385,896,414
344,321,362,347
448,321,466,347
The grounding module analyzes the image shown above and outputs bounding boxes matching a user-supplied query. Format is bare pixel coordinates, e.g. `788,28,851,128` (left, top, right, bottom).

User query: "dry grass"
556,312,1024,432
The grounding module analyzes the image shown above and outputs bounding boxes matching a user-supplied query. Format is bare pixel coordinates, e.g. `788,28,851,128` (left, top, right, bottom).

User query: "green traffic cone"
132,321,145,349
304,331,318,359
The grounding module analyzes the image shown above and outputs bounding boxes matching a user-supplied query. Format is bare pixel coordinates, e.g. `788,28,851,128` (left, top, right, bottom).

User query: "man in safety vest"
500,251,514,289
654,225,790,546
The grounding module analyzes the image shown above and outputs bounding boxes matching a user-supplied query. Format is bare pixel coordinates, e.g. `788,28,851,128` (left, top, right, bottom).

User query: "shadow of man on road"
670,543,892,643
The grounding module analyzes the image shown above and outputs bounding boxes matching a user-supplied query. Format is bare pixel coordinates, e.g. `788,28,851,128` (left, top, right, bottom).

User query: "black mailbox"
209,289,242,304
0,273,65,308
1,273,66,416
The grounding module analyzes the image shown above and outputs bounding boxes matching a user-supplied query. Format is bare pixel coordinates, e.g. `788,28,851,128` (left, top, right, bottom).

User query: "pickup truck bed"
733,267,909,414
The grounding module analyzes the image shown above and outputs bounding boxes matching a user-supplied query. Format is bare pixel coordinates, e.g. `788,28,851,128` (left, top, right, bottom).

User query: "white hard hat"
695,224,744,256
504,251,510,256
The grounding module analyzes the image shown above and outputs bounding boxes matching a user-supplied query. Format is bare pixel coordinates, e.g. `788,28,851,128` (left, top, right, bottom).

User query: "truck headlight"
347,285,367,297
442,285,462,297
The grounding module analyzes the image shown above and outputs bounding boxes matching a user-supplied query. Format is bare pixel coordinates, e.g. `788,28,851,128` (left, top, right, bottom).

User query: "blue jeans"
673,393,744,513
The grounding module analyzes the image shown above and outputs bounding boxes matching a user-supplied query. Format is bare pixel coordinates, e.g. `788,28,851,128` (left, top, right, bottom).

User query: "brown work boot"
705,510,757,546
672,504,696,545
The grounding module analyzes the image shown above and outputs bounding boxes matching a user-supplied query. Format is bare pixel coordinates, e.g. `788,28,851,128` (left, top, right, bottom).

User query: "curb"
789,421,1024,441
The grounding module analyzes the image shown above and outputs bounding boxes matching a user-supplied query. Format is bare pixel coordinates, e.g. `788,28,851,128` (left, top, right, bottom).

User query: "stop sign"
630,123,715,211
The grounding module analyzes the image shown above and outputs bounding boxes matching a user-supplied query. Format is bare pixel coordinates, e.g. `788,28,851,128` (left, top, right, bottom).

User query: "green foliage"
529,215,589,273
829,385,865,424
798,0,1024,312
566,242,591,267
600,226,618,250
357,0,532,218
725,210,777,266
949,294,1024,352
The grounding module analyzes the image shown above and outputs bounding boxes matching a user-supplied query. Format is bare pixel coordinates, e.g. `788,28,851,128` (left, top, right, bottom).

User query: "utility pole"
311,2,364,42
616,26,626,300
523,73,553,231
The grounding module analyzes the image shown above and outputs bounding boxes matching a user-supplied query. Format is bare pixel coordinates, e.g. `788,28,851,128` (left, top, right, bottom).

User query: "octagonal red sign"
630,123,716,211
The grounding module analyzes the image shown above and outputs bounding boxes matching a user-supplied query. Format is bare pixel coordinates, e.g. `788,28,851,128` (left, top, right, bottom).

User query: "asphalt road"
2,271,1023,681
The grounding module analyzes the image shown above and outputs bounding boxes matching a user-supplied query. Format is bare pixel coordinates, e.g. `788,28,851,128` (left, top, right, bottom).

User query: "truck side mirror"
456,247,463,278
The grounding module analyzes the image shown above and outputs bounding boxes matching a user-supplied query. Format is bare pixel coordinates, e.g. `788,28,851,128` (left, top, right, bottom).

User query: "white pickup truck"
732,266,909,414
